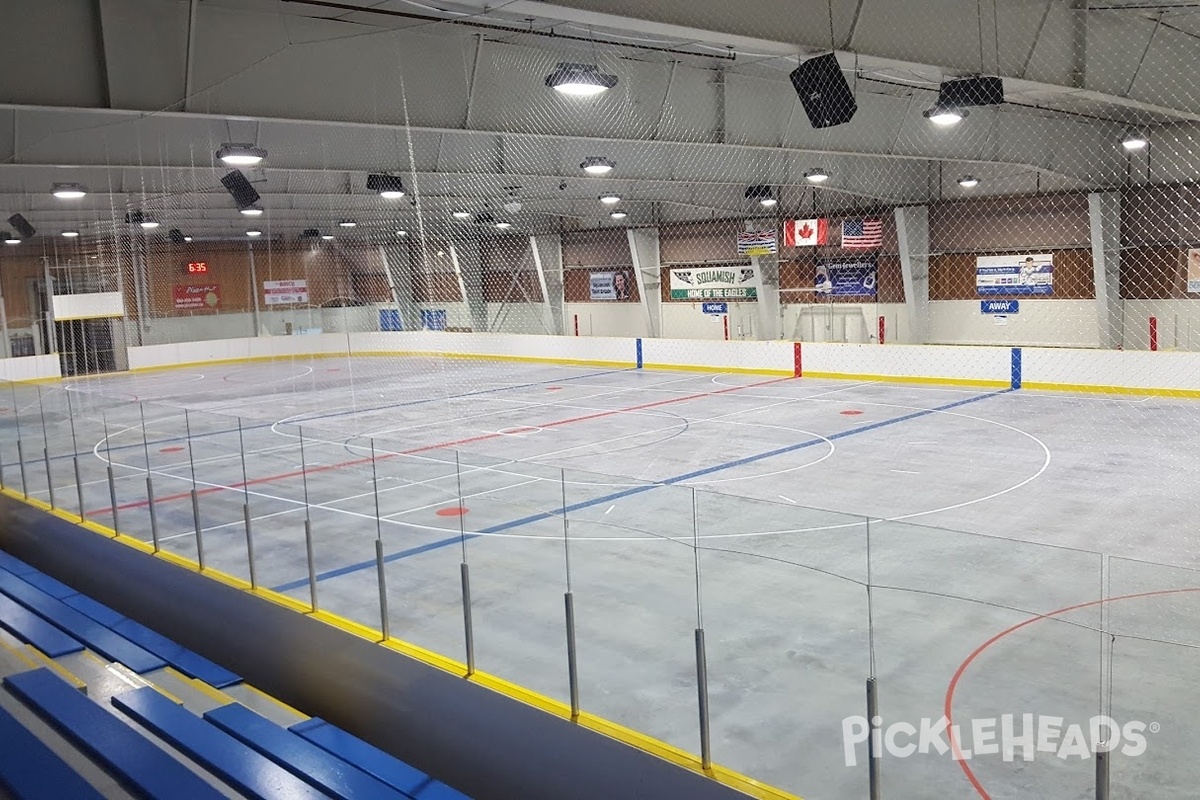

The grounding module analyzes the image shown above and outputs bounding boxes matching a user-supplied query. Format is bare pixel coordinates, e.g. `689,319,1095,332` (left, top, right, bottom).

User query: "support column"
746,221,782,340
247,243,261,336
895,205,930,344
1089,192,1122,350
531,234,564,335
627,228,661,338
450,233,488,332
378,243,418,330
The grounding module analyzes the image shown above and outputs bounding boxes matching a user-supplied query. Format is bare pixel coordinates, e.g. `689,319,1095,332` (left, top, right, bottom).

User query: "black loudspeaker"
940,76,1004,107
7,213,35,239
220,170,260,208
168,228,187,244
789,52,857,129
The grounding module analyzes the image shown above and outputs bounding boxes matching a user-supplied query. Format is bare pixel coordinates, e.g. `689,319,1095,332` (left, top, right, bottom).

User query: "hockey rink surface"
4,354,1200,799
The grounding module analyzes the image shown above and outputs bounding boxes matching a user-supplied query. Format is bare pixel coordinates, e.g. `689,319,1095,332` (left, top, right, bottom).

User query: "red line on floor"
945,586,1200,799
89,374,794,516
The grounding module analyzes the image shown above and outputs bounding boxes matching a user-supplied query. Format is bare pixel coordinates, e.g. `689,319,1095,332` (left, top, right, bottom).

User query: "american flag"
841,218,883,249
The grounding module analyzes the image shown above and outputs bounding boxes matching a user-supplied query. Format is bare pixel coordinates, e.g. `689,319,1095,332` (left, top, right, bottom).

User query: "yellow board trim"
802,370,1010,389
0,485,800,800
1023,381,1200,398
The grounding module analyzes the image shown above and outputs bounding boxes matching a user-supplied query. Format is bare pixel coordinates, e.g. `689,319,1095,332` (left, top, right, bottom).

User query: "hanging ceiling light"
599,194,621,205
610,210,628,219
545,62,619,97
61,229,80,238
367,173,406,199
804,168,830,184
581,157,615,175
240,205,264,216
452,211,472,220
338,219,357,228
321,234,335,241
140,217,160,229
924,104,968,126
957,175,980,188
2,232,19,244
52,183,87,199
396,229,408,237
216,143,267,166
1122,130,1149,151
246,229,263,237
745,185,777,206
495,222,513,230
183,236,193,243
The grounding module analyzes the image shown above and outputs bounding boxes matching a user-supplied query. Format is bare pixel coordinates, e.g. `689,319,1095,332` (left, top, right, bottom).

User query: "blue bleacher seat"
205,703,410,800
0,703,106,800
16,571,77,600
0,594,84,658
292,717,470,800
111,687,327,800
3,669,224,800
0,551,36,578
0,572,165,674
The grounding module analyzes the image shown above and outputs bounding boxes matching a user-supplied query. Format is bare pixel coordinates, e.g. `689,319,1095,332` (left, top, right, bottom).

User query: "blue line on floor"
0,367,630,469
271,388,1011,593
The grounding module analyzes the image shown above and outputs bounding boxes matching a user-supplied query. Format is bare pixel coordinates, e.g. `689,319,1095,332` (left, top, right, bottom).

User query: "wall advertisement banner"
816,259,877,296
590,270,632,300
976,254,1054,296
173,284,220,310
669,266,759,300
263,279,309,305
1188,249,1200,293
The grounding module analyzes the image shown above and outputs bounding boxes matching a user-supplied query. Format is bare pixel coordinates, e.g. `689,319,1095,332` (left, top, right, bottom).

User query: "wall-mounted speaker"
940,76,1004,107
168,228,187,244
220,170,260,209
7,213,35,239
789,52,857,129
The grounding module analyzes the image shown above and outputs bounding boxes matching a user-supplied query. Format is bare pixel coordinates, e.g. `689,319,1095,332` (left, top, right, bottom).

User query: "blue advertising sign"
379,309,403,331
816,259,877,297
420,309,447,330
702,302,728,314
976,254,1054,296
981,300,1019,315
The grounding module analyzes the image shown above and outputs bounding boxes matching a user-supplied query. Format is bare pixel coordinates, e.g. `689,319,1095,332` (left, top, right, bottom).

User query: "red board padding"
793,342,802,378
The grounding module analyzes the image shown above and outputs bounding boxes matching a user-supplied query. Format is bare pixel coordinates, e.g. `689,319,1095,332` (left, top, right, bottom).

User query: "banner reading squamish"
669,266,759,300
976,254,1054,295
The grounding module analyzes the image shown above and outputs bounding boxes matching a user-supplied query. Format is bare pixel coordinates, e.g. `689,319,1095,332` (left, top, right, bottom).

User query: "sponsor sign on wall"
976,254,1054,295
669,266,759,300
1188,249,1200,293
173,284,220,310
816,259,877,297
263,279,309,305
589,271,632,301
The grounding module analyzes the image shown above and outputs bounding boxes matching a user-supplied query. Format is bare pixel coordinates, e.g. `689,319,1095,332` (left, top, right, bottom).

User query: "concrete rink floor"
3,354,1200,799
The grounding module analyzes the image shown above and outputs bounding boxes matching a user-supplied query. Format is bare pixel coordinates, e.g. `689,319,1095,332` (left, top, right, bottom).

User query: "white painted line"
778,495,796,504
890,469,920,475
604,505,615,515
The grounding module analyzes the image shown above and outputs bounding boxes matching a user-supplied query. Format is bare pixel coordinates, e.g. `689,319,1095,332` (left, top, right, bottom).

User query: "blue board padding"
0,704,106,800
111,688,326,800
291,717,470,799
1011,347,1022,390
205,703,409,800
3,669,223,800
0,594,83,658
0,572,165,674
636,338,643,369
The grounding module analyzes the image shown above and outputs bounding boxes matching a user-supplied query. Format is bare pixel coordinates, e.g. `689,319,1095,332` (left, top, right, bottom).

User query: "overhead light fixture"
52,183,87,199
745,185,777,206
2,232,19,244
545,62,618,97
140,218,160,229
240,205,264,216
216,143,267,166
366,173,406,199
321,234,335,241
1122,131,1149,151
581,157,615,175
957,175,979,188
599,194,621,204
924,104,968,126
183,236,193,243
396,229,408,237
246,229,263,237
495,222,512,230
610,210,628,219
452,211,472,220
338,220,357,228
61,229,80,238
804,168,830,184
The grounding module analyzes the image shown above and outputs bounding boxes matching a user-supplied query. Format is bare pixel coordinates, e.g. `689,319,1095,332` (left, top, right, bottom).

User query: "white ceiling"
0,0,1197,242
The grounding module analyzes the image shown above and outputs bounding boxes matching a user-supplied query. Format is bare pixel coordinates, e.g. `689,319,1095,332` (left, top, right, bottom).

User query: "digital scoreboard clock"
186,261,209,274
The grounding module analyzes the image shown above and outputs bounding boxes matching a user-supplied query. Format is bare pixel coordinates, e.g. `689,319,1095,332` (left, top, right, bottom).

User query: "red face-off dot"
840,410,864,416
436,506,469,517
159,446,186,453
546,386,562,391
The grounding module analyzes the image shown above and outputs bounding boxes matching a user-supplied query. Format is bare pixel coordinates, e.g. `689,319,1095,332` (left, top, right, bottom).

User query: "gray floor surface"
2,354,1198,800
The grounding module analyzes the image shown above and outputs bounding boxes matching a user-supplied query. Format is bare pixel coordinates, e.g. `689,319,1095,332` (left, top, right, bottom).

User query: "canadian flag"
784,218,828,247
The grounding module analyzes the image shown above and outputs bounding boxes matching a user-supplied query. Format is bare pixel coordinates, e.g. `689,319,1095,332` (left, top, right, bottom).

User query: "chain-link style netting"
3,2,1200,798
